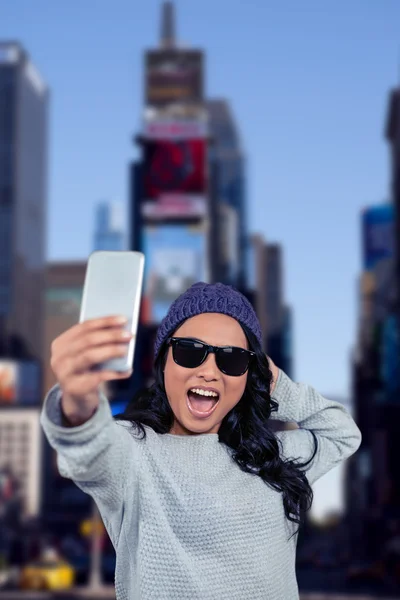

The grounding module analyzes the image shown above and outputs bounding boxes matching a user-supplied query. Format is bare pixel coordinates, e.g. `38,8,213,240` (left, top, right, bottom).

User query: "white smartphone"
79,250,145,372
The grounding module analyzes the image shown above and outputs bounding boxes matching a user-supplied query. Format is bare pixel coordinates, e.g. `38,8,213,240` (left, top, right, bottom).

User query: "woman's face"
163,312,249,436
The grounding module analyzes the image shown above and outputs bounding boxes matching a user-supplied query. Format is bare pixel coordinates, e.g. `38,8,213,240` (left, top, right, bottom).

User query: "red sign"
143,139,206,198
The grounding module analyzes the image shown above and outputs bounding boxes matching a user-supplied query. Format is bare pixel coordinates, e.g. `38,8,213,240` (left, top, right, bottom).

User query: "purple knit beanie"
154,281,263,358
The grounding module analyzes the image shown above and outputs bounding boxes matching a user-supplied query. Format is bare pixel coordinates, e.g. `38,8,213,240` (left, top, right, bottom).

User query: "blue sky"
2,0,400,399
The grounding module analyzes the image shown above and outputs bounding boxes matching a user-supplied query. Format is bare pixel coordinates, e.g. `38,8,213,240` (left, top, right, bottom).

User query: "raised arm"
40,383,142,549
40,315,141,548
268,364,362,485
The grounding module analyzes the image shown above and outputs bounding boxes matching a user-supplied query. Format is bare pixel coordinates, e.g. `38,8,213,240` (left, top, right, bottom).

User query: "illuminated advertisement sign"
142,194,206,220
142,120,208,140
141,139,207,219
362,204,394,271
0,360,41,405
142,225,209,324
145,49,203,107
144,140,205,195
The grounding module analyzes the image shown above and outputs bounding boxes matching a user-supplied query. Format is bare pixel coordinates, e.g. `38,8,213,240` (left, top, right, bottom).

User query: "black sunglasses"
167,337,255,377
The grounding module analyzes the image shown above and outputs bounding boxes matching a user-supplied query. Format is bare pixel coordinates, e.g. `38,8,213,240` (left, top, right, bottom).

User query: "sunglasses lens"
217,347,251,376
173,339,207,368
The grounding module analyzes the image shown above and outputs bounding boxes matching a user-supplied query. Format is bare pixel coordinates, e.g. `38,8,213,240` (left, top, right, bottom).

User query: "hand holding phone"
50,315,134,425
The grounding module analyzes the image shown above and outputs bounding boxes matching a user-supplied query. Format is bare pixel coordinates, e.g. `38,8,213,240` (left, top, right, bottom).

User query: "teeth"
190,388,219,398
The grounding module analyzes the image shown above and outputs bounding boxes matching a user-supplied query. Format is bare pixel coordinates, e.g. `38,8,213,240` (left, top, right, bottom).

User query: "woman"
41,281,362,600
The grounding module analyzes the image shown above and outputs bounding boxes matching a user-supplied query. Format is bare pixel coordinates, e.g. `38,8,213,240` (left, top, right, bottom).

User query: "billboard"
145,49,203,107
0,360,41,406
143,140,206,195
362,204,394,271
381,315,400,394
141,138,207,219
142,225,209,324
142,119,208,140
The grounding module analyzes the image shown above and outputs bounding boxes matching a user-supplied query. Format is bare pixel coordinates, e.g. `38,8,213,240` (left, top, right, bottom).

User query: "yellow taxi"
19,548,75,591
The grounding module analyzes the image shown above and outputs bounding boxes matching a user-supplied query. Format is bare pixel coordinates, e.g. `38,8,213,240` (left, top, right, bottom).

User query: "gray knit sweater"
40,369,361,600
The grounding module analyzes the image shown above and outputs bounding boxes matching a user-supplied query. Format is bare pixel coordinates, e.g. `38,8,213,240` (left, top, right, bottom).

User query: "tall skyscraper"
248,233,268,347
281,305,293,378
127,2,209,390
93,200,126,251
266,243,290,371
247,237,292,375
0,42,48,363
206,99,246,289
266,244,284,337
385,87,400,388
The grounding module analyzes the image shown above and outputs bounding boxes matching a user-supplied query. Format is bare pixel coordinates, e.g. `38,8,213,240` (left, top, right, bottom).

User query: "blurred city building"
93,200,126,252
41,262,94,535
43,262,86,396
266,244,294,378
206,99,246,288
247,235,293,378
0,42,48,367
0,41,48,567
127,2,212,391
387,86,400,320
124,2,289,396
247,235,295,434
345,82,400,578
0,410,46,575
281,305,293,379
248,233,268,346
0,410,43,518
265,243,284,351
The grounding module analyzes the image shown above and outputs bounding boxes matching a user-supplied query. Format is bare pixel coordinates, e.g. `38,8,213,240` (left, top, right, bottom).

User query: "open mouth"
187,388,220,418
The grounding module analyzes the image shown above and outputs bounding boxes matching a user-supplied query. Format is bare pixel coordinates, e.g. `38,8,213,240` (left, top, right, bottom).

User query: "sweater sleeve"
39,383,143,548
270,369,362,485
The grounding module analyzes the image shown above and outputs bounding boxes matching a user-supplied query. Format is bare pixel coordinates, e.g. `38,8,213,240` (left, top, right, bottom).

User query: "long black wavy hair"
113,323,318,537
